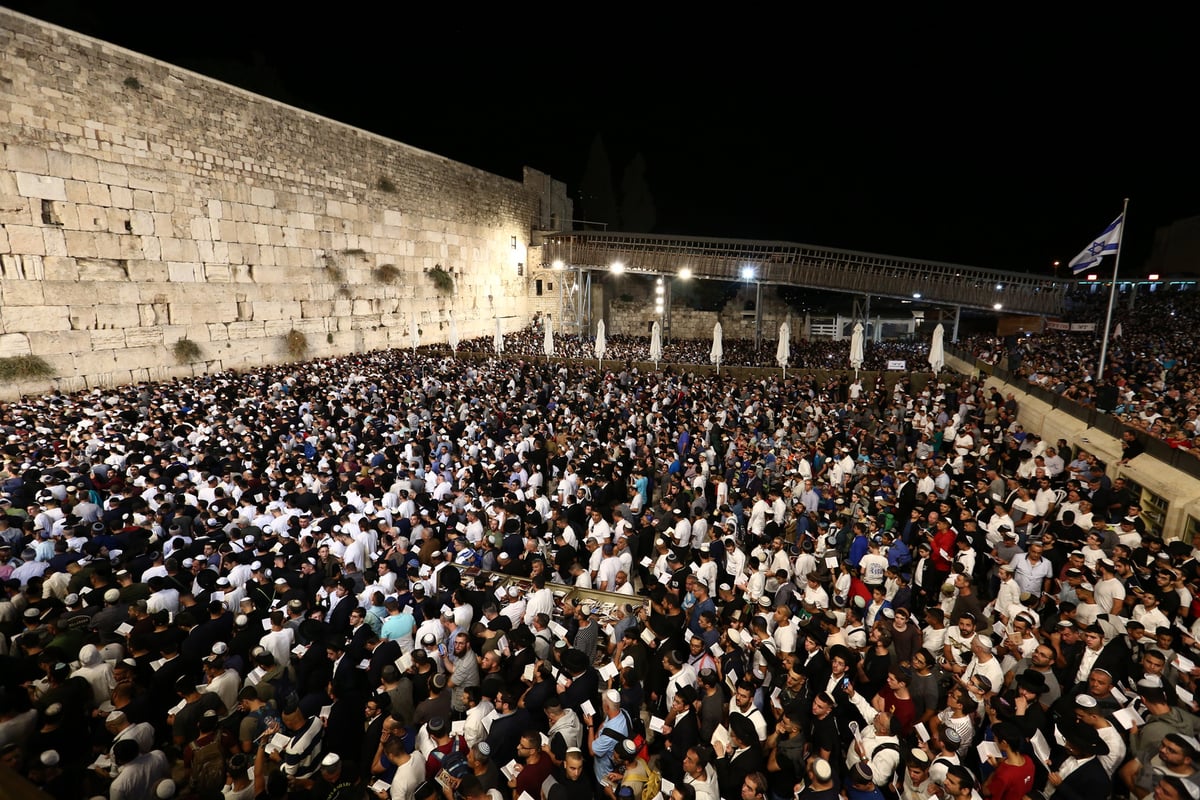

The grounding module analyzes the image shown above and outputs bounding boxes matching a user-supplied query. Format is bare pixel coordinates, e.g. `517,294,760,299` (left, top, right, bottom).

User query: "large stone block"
250,187,275,207
227,320,265,339
75,258,128,281
85,182,111,207
15,172,67,201
0,332,31,357
0,281,45,305
94,304,141,329
7,224,46,255
42,228,69,258
124,327,163,348
0,195,33,225
251,301,287,320
204,263,231,282
1,305,69,333
167,261,199,282
27,330,90,355
109,185,132,209
7,145,48,174
127,260,168,282
41,257,79,281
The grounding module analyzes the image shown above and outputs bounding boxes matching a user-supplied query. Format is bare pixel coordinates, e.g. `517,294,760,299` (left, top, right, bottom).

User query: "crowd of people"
963,287,1200,456
0,343,1197,800
454,322,932,372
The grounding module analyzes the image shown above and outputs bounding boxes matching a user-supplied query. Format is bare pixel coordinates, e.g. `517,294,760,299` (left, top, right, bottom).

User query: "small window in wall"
535,280,543,296
547,282,553,291
1124,476,1168,538
1186,515,1200,543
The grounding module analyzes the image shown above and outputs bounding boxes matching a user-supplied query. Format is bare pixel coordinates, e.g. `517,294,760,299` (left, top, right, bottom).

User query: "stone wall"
0,11,567,397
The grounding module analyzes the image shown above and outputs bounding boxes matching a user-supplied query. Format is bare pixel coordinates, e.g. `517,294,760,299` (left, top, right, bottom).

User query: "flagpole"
1096,197,1130,382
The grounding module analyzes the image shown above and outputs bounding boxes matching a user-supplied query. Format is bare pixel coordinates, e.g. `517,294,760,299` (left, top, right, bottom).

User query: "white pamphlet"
649,715,666,733
976,740,1003,762
115,622,133,636
914,722,929,742
581,700,596,718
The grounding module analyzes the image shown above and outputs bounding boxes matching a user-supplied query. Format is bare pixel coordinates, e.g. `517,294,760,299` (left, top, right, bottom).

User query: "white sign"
886,360,907,371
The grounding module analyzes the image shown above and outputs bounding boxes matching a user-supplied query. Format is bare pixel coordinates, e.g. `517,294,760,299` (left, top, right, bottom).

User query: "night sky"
6,4,1196,277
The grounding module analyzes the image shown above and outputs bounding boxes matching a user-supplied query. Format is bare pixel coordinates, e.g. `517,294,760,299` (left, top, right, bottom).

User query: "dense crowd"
1,345,1196,800
963,288,1200,456
455,319,932,372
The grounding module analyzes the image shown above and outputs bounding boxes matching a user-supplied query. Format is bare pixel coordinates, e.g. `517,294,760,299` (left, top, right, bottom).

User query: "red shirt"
931,529,957,571
988,755,1035,800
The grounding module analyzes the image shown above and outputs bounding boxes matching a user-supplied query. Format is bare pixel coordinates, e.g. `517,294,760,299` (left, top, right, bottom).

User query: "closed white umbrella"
543,315,554,359
649,321,663,368
410,316,420,352
776,320,790,378
711,321,723,375
928,323,945,375
493,317,503,356
448,313,459,356
849,321,865,375
595,319,607,370
1113,322,1123,339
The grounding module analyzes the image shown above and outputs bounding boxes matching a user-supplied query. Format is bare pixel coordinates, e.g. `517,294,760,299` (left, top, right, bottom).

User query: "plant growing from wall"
0,355,54,382
123,76,142,91
377,177,397,193
284,330,309,360
373,264,400,283
428,264,454,294
171,338,203,364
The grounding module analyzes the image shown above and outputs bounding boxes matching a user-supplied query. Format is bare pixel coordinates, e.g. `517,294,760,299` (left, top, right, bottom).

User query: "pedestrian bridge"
540,231,1067,317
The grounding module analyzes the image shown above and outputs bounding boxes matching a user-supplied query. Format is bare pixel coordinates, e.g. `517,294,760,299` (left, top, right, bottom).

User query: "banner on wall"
886,360,907,371
1044,321,1097,332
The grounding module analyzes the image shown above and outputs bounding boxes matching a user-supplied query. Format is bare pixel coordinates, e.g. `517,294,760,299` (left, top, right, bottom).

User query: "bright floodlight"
1086,274,1098,281
655,285,664,295
610,262,625,274
678,267,693,279
993,303,1003,310
1149,274,1160,281
912,292,922,299
995,283,1004,291
741,266,756,280
551,260,564,270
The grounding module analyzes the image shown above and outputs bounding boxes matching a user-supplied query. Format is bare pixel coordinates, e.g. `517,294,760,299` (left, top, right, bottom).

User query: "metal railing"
541,231,1069,316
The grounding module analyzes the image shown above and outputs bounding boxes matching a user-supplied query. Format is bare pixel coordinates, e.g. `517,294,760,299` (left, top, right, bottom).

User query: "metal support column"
754,281,763,349
665,281,673,344
583,270,593,338
952,305,961,343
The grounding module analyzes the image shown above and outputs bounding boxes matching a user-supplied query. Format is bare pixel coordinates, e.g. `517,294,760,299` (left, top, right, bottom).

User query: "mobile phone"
438,644,446,655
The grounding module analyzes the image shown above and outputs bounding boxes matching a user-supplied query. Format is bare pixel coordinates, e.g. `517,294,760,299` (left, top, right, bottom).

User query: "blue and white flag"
1069,214,1123,274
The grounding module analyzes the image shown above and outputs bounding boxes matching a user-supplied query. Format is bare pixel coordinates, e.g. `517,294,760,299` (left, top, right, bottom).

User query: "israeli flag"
1069,214,1123,274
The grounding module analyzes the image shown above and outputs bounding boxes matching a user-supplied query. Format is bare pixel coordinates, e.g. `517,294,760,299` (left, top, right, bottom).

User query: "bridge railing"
542,232,1068,316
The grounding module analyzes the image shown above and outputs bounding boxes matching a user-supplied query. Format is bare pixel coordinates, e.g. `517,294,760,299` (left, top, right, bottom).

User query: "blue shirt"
592,710,630,782
848,534,869,567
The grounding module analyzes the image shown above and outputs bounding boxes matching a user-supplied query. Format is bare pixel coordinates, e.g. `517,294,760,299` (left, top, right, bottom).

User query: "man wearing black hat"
991,666,1051,739
1048,721,1111,798
713,712,765,800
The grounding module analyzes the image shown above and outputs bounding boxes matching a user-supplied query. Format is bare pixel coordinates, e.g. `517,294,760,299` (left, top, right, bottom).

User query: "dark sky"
8,4,1197,276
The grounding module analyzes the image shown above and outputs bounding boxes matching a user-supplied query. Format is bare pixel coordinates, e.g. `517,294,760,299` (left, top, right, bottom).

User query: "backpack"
431,735,470,780
188,738,226,797
639,759,662,800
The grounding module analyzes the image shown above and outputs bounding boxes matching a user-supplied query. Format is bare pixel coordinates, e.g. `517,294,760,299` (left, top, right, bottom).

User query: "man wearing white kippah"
584,689,629,785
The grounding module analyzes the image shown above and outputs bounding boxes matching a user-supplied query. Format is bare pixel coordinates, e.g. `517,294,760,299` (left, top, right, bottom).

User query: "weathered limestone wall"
0,11,566,398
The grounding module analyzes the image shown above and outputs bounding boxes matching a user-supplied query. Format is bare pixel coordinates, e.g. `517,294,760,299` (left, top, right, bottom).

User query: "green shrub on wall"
373,264,400,283
284,330,309,360
0,355,54,382
428,265,454,293
171,338,203,364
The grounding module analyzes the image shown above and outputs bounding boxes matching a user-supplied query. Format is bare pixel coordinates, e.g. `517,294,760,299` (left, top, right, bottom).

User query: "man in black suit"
715,713,766,799
485,689,533,770
359,692,389,780
660,684,700,783
326,578,356,635
363,632,401,690
1048,721,1111,800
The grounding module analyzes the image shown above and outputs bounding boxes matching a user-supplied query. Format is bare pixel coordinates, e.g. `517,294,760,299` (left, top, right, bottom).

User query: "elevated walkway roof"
541,231,1068,317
